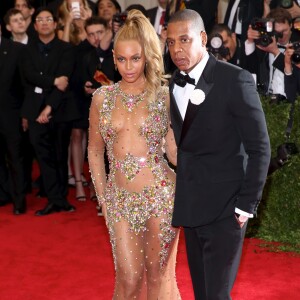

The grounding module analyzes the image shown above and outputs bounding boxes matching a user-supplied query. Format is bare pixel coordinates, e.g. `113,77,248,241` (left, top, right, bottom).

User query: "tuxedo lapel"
169,76,184,144
180,55,216,144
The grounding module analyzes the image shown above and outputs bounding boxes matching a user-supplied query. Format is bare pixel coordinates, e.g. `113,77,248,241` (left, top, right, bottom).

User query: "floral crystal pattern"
93,83,177,268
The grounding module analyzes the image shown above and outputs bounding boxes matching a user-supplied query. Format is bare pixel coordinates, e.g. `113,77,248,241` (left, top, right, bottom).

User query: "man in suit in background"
147,0,168,35
21,7,77,216
167,9,271,300
0,23,27,214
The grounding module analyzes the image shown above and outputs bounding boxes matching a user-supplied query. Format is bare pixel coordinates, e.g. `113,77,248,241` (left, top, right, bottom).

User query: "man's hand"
286,2,300,19
54,76,68,91
22,118,29,132
36,105,52,124
256,36,280,57
235,214,249,228
247,25,260,44
84,81,96,95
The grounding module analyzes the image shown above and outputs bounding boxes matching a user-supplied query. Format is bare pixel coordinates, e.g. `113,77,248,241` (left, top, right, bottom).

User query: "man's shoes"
14,207,26,215
35,203,75,216
61,204,76,212
36,190,47,198
35,203,61,216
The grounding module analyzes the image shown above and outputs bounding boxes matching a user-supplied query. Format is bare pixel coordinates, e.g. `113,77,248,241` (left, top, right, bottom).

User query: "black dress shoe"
61,204,76,212
36,190,47,198
14,207,26,215
35,203,61,216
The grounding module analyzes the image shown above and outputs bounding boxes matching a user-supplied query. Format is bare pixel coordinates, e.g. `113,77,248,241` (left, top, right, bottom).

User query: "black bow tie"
174,72,195,87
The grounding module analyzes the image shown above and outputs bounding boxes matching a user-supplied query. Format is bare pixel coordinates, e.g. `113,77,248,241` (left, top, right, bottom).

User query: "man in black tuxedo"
167,9,271,299
21,7,77,216
0,23,27,214
82,16,115,94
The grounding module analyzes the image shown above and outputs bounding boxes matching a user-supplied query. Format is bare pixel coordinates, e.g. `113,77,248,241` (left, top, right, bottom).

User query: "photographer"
284,41,300,101
245,7,300,99
208,23,248,68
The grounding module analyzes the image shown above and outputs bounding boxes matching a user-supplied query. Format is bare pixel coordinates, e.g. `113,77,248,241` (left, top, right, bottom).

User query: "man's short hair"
84,16,108,31
14,0,34,9
267,7,293,25
3,8,23,25
32,7,57,23
209,23,233,37
168,8,205,32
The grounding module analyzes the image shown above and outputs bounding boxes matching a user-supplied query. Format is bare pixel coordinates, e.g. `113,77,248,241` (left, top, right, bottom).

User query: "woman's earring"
115,64,117,71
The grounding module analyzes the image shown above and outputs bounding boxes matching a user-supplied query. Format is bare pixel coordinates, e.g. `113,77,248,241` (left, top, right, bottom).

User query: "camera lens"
292,52,300,63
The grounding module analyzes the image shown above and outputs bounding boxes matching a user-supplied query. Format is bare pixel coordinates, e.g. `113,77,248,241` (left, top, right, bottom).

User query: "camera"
290,41,300,63
207,33,230,60
251,18,275,47
280,0,294,9
268,142,298,175
112,12,127,27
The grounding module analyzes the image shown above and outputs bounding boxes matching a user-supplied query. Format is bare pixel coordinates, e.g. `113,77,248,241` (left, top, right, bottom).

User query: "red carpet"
0,171,299,299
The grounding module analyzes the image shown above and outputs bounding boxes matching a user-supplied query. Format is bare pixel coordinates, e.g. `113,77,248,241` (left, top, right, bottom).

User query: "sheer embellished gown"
88,83,181,299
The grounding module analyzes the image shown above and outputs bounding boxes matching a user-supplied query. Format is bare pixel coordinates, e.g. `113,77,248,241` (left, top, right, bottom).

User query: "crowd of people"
0,0,298,299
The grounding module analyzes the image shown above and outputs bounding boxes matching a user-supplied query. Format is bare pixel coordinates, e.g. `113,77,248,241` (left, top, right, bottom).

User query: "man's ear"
6,24,12,32
30,8,35,16
201,31,207,47
232,32,236,41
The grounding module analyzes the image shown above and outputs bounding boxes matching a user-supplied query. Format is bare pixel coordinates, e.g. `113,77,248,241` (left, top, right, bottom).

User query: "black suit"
147,6,158,26
0,37,26,210
21,37,78,207
170,54,271,299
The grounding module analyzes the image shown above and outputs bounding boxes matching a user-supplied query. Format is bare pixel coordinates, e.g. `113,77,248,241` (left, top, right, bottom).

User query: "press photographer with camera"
284,40,300,101
208,23,248,68
245,7,300,100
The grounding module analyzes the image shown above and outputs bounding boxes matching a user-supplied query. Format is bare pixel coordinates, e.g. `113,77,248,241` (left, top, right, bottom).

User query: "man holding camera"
208,23,248,68
245,7,300,100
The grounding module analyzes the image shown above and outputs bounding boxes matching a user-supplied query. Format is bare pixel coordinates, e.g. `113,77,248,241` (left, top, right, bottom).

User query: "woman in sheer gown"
88,9,181,299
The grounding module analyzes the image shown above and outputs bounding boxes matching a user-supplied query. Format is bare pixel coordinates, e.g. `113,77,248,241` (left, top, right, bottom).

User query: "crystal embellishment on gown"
116,83,147,112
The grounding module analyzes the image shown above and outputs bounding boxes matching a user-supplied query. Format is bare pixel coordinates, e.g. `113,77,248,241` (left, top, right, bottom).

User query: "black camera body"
207,33,230,60
280,0,294,9
290,41,300,63
251,18,275,47
268,142,299,175
112,12,127,26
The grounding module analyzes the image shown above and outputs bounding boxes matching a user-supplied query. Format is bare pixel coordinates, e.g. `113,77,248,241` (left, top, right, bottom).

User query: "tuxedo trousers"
29,120,71,206
0,109,26,209
184,214,247,300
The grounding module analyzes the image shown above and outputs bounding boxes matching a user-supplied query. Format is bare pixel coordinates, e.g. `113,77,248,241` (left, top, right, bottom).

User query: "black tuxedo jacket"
147,6,158,26
21,37,80,123
285,66,300,102
170,54,271,227
0,38,24,111
82,46,116,89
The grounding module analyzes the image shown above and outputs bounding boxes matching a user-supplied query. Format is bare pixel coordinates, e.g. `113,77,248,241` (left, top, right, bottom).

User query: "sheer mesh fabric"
88,84,180,299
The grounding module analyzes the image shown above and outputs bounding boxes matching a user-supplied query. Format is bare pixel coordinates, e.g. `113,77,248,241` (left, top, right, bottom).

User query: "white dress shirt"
154,6,166,35
173,52,209,119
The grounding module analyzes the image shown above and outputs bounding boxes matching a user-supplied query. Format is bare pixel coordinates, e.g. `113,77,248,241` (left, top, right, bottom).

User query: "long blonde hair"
114,9,166,100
